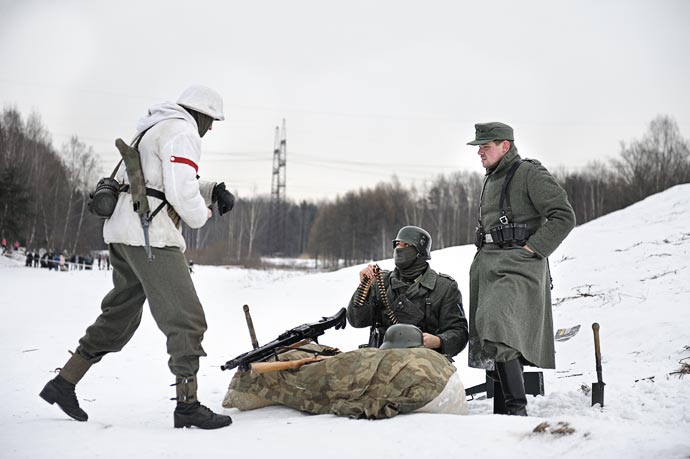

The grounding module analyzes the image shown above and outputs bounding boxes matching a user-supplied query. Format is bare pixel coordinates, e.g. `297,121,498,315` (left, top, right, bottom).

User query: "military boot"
486,369,506,415
496,359,528,416
173,376,232,429
39,352,92,421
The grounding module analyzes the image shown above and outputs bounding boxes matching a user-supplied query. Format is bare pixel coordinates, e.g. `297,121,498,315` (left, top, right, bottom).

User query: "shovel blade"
591,382,605,407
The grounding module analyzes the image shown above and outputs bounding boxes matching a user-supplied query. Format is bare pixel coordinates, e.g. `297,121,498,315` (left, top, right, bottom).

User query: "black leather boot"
40,352,92,421
173,376,232,429
39,375,88,421
486,370,506,414
174,402,233,429
495,359,528,416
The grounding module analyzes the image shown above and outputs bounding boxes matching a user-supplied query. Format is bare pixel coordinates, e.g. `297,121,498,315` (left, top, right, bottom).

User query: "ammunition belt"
354,276,373,306
354,264,398,324
374,266,398,324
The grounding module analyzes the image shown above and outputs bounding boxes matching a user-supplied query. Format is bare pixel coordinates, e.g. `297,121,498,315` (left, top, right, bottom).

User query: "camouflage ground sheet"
223,343,457,419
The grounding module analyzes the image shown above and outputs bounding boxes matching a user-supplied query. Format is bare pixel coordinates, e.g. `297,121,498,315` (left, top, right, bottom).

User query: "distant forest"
1,108,689,267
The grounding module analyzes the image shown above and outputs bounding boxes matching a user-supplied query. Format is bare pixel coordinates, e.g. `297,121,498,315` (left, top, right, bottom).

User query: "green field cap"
467,122,514,145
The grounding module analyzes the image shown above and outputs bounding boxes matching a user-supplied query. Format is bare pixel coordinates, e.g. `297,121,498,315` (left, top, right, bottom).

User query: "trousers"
76,243,207,377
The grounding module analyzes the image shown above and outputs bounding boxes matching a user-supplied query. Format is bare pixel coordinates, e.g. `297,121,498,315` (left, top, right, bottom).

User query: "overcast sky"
1,0,689,202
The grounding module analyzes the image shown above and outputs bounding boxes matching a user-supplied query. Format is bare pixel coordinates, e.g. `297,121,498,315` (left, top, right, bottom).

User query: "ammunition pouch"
475,223,530,248
474,159,528,249
88,177,121,219
486,223,530,247
474,226,484,248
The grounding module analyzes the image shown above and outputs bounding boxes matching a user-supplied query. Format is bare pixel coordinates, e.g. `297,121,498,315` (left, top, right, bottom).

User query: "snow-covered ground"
2,184,689,459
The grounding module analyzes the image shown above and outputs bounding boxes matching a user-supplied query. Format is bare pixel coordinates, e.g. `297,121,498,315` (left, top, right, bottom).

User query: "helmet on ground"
392,226,432,260
379,324,424,350
177,85,225,121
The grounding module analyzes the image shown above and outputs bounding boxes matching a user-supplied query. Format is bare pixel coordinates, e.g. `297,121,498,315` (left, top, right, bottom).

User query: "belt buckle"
484,234,494,243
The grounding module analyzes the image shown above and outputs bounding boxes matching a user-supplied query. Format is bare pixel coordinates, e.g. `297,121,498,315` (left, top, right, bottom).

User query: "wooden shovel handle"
243,304,259,350
592,323,602,372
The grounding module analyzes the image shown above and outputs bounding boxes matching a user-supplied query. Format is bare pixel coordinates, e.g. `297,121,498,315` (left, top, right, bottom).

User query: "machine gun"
221,308,347,372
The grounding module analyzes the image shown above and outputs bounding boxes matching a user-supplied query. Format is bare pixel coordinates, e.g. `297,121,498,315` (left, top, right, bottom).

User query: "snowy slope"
1,184,689,459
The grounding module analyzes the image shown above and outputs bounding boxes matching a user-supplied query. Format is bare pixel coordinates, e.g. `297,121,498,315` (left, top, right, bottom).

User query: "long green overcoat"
469,147,575,370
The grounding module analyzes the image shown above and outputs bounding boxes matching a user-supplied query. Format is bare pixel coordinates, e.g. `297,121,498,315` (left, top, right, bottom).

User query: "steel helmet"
392,226,432,260
177,85,225,121
379,324,424,350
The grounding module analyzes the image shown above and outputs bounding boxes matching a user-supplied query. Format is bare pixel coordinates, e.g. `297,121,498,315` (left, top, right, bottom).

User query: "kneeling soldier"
347,226,468,358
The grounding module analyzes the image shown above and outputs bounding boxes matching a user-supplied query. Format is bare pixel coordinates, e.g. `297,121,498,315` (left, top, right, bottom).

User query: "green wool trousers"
75,243,207,377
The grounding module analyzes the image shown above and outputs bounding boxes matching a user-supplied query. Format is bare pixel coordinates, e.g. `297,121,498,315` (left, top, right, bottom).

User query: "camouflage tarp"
223,342,461,419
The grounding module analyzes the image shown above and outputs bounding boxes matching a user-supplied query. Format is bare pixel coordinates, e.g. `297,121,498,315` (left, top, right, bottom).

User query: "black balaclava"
182,107,214,138
394,246,428,281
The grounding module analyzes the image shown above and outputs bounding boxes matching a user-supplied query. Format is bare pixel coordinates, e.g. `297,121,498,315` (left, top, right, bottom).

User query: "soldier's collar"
487,147,520,176
418,266,437,290
391,265,434,289
389,274,408,290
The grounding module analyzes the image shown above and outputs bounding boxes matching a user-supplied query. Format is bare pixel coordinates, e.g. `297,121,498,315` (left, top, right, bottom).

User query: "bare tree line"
0,108,102,255
305,115,690,267
2,108,688,267
557,116,690,224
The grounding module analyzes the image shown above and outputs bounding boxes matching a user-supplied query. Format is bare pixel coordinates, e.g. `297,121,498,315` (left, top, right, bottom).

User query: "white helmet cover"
177,85,225,121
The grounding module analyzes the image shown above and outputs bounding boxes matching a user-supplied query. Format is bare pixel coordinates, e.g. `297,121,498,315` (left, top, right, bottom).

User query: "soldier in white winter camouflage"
40,85,236,429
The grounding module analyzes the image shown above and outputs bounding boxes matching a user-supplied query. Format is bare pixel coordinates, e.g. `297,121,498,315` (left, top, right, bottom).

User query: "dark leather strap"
498,160,523,224
121,185,168,221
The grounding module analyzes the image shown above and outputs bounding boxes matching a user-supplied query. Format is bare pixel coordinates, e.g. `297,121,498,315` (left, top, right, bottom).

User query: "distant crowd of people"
23,250,110,271
2,237,111,272
1,238,20,254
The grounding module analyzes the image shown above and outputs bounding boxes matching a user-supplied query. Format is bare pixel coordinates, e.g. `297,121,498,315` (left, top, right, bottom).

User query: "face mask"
394,246,419,270
197,114,213,138
184,107,214,138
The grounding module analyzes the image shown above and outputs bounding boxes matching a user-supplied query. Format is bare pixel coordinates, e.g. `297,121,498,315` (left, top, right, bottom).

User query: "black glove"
212,182,235,216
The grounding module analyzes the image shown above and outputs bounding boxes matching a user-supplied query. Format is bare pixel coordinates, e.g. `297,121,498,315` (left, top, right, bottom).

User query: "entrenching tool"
243,304,260,350
115,135,160,262
591,322,605,407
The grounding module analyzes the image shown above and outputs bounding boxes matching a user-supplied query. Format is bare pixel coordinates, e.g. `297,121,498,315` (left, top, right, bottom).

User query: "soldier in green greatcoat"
467,122,575,416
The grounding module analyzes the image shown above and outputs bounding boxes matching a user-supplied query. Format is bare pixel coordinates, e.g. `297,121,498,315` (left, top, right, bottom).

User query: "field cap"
467,122,514,145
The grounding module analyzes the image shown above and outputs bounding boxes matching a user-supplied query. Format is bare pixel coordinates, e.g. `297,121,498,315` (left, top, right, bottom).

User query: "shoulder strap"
423,295,432,333
498,160,523,224
132,129,149,149
109,160,123,179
